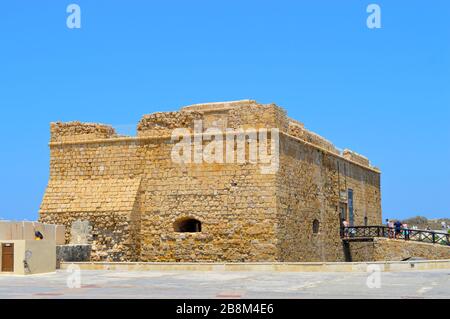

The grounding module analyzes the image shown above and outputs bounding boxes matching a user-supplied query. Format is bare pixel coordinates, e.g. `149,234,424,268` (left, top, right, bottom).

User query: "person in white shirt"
388,220,394,238
342,219,349,238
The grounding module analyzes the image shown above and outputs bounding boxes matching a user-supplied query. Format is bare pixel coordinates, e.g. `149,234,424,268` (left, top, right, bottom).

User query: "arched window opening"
174,218,202,233
312,219,320,234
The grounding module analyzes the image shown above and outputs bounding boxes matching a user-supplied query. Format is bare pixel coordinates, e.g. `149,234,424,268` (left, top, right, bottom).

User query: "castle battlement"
49,100,376,171
50,121,117,143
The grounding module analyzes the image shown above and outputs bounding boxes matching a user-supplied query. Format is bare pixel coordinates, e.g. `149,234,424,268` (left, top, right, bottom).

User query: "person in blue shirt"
394,220,402,239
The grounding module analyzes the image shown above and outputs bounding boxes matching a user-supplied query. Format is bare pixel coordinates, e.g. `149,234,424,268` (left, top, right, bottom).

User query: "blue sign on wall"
348,189,354,226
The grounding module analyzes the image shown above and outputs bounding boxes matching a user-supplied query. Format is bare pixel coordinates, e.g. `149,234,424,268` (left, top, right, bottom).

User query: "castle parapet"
227,102,289,131
137,100,290,137
48,100,376,170
288,121,340,155
50,122,117,143
342,149,370,167
137,111,203,137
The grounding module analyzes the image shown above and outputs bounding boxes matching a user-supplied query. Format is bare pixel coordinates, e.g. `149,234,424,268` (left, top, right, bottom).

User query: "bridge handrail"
342,225,450,246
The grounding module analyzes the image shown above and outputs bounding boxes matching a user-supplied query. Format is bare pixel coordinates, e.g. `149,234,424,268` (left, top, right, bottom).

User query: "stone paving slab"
0,269,449,299
60,260,450,272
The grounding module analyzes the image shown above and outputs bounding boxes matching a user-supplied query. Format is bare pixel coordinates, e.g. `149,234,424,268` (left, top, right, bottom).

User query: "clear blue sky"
0,1,449,221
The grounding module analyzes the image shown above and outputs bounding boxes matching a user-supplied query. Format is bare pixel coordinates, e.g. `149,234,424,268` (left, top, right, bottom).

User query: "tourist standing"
385,219,390,238
343,219,349,238
394,220,402,239
388,220,394,238
402,223,409,240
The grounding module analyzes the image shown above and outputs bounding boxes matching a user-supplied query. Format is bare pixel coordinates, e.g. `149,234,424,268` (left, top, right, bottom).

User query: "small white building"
0,221,65,275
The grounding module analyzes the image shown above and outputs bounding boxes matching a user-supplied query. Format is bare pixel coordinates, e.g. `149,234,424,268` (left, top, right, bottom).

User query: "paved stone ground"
0,270,449,299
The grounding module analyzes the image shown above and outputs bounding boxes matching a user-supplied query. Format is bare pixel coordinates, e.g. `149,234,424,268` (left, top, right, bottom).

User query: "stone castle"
39,100,382,262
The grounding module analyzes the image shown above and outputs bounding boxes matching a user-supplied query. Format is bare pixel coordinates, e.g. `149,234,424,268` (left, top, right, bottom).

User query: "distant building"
0,221,64,274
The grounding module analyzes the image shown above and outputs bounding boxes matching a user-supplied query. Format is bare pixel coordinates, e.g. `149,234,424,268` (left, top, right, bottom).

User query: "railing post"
432,232,436,244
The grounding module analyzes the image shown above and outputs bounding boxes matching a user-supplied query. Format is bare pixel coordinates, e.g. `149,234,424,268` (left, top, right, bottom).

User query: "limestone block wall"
40,212,139,261
288,121,340,155
345,241,374,262
39,100,382,262
348,238,450,262
50,122,117,143
137,111,203,137
136,100,290,261
276,142,342,262
275,133,381,262
373,238,450,261
41,122,279,262
227,103,289,132
137,137,278,262
137,100,290,136
343,149,370,167
40,136,145,261
57,245,92,263
47,139,144,181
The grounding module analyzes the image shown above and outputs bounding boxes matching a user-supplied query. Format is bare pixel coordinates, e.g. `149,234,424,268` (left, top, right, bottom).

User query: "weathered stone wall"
56,244,91,262
345,240,375,262
41,129,279,262
137,111,203,137
228,103,289,132
348,238,450,262
275,134,381,262
50,122,117,143
39,138,144,261
137,136,278,262
41,212,139,261
373,238,450,261
288,122,340,155
39,100,382,262
343,149,370,167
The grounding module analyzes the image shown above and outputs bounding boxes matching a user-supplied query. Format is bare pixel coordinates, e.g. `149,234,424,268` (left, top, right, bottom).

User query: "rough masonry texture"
347,238,450,262
39,100,382,262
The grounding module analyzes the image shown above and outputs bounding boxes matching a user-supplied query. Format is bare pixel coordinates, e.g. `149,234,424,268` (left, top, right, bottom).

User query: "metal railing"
342,225,450,246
